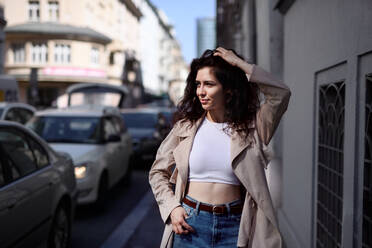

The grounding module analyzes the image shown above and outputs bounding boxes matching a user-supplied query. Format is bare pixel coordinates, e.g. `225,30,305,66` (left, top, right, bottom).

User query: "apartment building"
136,0,188,105
0,0,142,107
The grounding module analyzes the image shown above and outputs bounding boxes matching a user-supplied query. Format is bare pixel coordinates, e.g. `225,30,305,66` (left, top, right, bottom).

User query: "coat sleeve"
148,124,181,223
249,65,291,145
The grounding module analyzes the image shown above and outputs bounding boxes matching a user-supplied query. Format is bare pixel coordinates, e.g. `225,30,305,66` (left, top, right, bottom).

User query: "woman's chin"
201,106,211,111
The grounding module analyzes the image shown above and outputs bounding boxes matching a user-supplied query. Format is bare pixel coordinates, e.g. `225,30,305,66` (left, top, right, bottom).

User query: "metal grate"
316,82,345,248
363,76,372,248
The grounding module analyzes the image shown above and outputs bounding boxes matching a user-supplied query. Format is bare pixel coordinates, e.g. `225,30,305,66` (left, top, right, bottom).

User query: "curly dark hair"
174,49,260,139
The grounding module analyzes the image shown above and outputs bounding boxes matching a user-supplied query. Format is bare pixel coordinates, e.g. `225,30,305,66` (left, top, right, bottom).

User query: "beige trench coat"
149,65,291,248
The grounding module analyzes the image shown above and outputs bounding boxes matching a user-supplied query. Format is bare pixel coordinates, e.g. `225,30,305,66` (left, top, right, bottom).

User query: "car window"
18,108,34,124
121,113,157,128
103,118,117,139
27,116,101,144
4,108,23,123
0,108,3,118
0,129,37,181
0,147,20,184
112,116,124,134
27,137,49,168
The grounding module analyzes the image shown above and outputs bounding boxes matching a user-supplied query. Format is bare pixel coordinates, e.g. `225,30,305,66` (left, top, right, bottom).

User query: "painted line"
100,190,155,248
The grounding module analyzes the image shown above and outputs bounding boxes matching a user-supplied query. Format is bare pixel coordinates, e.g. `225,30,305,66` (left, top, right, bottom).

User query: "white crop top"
188,117,241,185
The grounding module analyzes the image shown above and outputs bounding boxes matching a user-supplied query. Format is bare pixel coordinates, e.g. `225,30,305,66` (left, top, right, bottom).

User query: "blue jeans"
173,196,242,248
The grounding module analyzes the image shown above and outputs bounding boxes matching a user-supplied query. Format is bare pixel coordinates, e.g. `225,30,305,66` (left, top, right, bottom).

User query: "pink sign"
43,67,107,78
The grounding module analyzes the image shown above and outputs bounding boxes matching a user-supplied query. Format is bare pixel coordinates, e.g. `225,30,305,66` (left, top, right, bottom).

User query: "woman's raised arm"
214,47,291,145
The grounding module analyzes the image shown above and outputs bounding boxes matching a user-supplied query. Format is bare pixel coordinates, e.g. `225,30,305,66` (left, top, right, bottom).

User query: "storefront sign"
43,67,107,78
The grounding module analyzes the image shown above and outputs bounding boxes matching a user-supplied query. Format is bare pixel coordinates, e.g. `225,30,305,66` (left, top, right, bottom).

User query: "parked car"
26,105,132,208
120,108,173,163
0,75,19,102
0,102,36,124
0,120,77,248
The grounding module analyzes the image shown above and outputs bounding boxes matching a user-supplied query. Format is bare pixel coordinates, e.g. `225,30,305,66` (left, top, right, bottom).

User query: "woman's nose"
197,85,206,96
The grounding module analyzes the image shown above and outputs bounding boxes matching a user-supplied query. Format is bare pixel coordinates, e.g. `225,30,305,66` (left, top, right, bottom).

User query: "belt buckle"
212,205,223,214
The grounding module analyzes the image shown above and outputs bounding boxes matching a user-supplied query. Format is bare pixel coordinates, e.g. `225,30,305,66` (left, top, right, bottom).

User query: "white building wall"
279,0,372,247
138,0,161,94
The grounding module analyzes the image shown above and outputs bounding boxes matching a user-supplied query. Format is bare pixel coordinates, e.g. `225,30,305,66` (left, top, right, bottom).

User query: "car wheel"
95,174,108,211
48,202,71,248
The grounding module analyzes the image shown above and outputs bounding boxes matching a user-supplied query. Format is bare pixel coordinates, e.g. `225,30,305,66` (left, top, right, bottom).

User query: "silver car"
0,121,77,248
27,105,133,208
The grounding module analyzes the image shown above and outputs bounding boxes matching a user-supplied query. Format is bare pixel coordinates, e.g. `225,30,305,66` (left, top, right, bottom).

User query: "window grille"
28,1,40,21
31,43,48,64
48,1,59,21
91,47,99,65
54,44,70,63
12,44,25,63
316,82,345,248
363,76,372,248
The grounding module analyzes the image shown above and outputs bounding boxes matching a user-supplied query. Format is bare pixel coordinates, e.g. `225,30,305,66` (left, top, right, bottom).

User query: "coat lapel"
230,124,280,230
173,117,204,193
230,123,255,167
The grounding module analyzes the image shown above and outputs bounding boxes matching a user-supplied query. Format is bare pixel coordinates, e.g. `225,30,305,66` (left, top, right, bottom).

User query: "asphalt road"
70,166,163,248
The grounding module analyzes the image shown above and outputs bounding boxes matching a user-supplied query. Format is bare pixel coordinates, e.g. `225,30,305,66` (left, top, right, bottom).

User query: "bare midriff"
186,181,241,205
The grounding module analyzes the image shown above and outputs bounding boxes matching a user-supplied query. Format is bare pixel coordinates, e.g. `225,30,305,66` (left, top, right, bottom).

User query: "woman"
149,47,291,248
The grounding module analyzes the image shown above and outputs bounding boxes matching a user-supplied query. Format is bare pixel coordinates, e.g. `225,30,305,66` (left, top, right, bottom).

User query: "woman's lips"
200,99,209,104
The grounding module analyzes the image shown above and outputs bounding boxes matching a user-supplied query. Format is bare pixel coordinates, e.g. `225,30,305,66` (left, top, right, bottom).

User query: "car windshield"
26,116,101,144
121,113,157,129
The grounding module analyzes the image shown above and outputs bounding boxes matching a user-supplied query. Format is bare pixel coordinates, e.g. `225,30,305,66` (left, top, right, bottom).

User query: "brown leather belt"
182,197,243,215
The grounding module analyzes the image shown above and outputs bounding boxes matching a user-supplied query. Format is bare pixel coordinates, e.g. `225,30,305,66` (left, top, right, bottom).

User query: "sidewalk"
123,198,164,248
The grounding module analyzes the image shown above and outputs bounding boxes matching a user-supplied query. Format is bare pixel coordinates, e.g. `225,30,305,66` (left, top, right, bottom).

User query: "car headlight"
75,164,88,179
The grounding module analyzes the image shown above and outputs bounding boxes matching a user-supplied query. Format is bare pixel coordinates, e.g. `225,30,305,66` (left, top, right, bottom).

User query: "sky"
150,0,216,64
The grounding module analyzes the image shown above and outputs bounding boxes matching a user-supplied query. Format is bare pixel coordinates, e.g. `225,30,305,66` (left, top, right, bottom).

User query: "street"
71,166,164,248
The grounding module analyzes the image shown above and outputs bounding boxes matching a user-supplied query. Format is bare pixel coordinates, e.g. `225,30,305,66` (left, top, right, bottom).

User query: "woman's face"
195,67,225,113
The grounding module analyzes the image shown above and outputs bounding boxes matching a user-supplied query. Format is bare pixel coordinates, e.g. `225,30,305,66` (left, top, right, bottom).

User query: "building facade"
217,0,372,247
1,0,186,108
196,17,216,57
136,0,188,105
0,0,143,108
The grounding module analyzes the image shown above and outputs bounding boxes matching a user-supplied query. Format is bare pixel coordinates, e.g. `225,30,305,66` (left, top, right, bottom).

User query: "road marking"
100,190,155,248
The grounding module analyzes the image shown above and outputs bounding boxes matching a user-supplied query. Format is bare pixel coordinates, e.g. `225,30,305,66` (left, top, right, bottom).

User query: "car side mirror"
106,134,121,142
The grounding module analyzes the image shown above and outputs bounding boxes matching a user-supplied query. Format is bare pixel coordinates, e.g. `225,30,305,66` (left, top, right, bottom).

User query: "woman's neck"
206,110,225,123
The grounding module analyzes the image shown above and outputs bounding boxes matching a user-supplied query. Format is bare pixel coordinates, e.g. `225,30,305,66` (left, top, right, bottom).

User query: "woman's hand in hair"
214,47,254,76
170,206,195,235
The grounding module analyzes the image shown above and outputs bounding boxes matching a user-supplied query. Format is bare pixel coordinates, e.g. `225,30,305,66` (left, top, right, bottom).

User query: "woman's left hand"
213,47,254,76
213,47,243,67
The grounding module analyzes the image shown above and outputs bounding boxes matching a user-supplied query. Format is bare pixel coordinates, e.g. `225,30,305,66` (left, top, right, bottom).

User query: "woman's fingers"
214,49,239,66
171,206,195,235
176,223,186,234
181,219,195,232
215,47,228,53
174,221,191,234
